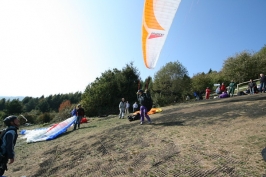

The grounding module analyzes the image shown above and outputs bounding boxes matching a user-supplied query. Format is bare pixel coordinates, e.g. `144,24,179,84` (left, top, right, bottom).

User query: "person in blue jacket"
0,115,20,176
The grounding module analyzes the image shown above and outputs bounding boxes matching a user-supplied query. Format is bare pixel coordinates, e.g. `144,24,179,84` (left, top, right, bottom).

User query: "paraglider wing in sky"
141,0,181,69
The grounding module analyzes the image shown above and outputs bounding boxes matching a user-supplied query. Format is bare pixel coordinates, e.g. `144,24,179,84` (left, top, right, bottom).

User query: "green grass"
5,94,266,177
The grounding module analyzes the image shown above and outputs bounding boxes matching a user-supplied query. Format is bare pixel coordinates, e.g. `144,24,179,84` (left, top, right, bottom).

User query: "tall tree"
153,61,190,104
191,72,212,93
0,98,6,111
6,99,22,115
221,51,255,83
82,63,140,116
37,99,50,113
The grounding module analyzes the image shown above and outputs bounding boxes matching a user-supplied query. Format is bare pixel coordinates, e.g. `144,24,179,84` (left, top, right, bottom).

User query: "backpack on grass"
128,113,140,122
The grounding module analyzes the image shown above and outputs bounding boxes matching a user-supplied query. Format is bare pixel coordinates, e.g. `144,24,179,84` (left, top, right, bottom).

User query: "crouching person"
0,115,20,176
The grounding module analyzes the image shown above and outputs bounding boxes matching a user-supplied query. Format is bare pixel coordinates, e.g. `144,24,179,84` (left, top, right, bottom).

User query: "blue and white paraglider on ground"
20,116,77,143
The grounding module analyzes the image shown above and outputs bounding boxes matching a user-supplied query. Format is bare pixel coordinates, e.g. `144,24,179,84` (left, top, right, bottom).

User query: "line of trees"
81,45,266,116
1,45,265,121
0,92,82,125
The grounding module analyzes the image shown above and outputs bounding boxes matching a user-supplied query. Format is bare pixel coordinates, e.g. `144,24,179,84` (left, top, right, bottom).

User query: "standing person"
74,104,85,130
125,101,130,114
133,102,138,113
205,87,211,99
228,80,236,97
71,105,77,117
137,89,152,125
144,89,153,112
119,98,126,119
260,73,266,93
193,91,199,101
248,79,255,94
0,115,20,176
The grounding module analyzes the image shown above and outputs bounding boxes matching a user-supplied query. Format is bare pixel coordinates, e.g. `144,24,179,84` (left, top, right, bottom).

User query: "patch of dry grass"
5,94,266,177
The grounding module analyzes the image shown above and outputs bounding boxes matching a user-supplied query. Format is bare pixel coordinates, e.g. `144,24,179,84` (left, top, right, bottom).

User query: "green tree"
0,98,6,111
23,99,37,112
253,45,266,76
6,99,22,115
37,99,50,113
82,63,140,116
221,51,256,83
191,72,212,93
152,61,190,105
38,113,53,123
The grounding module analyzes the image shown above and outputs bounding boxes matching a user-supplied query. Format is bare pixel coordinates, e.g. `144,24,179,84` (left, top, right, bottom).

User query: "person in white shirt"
119,98,126,119
133,102,138,113
125,101,130,114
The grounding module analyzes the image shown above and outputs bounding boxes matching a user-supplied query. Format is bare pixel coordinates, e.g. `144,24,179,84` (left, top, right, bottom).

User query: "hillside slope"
6,94,266,177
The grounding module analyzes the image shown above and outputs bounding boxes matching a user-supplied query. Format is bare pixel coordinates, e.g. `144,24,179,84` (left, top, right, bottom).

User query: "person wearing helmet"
137,89,152,125
73,104,85,130
0,115,20,176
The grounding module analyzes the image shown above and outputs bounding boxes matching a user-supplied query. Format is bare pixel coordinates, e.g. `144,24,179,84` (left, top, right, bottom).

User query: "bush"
20,113,38,124
153,95,175,107
38,113,53,123
56,107,72,122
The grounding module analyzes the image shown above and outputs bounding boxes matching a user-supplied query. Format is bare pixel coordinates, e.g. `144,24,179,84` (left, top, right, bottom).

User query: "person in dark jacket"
73,104,85,130
0,115,20,176
248,79,256,94
137,89,152,125
259,73,266,93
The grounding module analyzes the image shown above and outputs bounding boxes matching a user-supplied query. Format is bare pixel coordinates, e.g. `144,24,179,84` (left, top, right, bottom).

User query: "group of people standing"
212,73,266,98
119,89,152,125
118,99,139,119
247,73,266,94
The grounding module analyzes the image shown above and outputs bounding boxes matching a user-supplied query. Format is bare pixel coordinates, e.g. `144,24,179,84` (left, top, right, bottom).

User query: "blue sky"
0,0,265,97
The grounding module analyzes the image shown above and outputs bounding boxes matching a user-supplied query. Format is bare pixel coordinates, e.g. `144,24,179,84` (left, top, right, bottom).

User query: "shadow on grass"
23,94,266,177
155,95,266,127
153,121,185,126
78,125,97,129
203,93,266,105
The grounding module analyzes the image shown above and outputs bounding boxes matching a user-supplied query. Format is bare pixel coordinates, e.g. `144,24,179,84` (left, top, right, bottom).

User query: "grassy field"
5,94,266,177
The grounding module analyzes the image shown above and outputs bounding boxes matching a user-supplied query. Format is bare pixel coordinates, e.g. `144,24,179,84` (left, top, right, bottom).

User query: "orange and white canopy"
141,0,181,69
